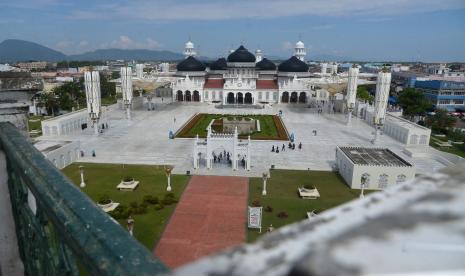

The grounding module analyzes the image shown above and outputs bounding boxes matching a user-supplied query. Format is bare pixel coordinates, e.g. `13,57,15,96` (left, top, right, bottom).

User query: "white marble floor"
39,101,454,177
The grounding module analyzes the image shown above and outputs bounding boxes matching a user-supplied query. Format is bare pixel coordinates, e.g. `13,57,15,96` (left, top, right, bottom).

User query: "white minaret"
255,49,263,63
84,71,101,135
294,41,306,61
184,41,196,58
321,63,328,75
372,68,391,144
121,67,133,120
135,64,144,78
346,64,359,125
330,62,338,74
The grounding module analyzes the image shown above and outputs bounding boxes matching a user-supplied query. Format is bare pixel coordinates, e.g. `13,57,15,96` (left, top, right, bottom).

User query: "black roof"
177,56,206,72
210,58,227,70
227,45,256,63
278,56,309,72
256,58,276,70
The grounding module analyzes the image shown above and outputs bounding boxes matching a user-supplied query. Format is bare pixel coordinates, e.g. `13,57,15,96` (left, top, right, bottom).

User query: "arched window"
378,174,388,189
420,135,428,145
396,174,407,184
410,134,418,145
361,173,370,188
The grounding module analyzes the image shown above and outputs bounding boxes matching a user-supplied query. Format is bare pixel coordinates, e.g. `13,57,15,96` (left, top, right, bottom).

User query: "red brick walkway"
154,175,248,268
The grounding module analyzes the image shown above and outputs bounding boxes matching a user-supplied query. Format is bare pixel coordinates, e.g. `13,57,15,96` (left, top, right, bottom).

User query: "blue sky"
1,0,464,61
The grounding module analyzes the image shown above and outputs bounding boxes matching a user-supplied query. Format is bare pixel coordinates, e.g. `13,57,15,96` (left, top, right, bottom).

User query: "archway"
245,93,253,104
281,92,289,103
177,90,183,101
299,92,307,103
237,93,244,104
185,90,192,102
227,92,235,104
193,90,200,102
290,92,298,103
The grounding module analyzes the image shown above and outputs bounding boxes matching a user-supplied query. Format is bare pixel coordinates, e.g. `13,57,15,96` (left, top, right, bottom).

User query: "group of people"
80,150,97,157
213,150,231,165
272,142,302,153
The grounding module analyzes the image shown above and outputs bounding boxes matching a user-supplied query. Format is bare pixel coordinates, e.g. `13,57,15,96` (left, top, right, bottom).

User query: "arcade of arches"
280,92,307,103
176,90,201,102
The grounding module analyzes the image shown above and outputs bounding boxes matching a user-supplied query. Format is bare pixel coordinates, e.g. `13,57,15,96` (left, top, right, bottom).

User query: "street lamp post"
262,172,269,196
79,166,86,188
164,166,173,192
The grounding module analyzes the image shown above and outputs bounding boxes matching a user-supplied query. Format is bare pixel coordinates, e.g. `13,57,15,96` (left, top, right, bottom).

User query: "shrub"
131,205,147,215
154,203,164,210
109,205,129,219
123,176,134,182
161,193,178,205
129,201,138,208
265,206,273,212
143,195,159,205
98,194,111,205
303,184,315,190
251,199,261,207
277,211,288,219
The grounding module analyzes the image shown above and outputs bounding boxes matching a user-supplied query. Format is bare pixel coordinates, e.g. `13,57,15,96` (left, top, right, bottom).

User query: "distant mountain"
0,39,67,62
0,39,185,62
68,48,184,61
310,54,354,62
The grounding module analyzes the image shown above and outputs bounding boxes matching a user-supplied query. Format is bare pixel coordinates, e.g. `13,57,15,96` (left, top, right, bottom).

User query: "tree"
397,88,432,120
356,86,374,103
51,81,86,111
425,109,457,133
40,92,59,116
99,73,116,98
111,71,121,79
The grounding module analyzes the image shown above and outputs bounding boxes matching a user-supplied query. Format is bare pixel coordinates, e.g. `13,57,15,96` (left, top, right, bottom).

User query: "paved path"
154,175,248,268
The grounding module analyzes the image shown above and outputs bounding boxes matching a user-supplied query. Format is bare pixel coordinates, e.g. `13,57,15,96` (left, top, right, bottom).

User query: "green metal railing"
0,122,169,276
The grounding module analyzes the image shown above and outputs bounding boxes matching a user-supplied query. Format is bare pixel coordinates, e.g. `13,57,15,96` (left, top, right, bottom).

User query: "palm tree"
40,92,59,116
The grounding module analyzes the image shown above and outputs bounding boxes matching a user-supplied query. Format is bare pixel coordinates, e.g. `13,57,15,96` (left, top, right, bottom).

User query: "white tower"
321,63,328,75
372,68,391,144
294,41,306,61
121,67,133,120
255,49,263,63
330,62,338,75
135,64,144,79
346,65,359,125
84,71,101,135
184,41,196,58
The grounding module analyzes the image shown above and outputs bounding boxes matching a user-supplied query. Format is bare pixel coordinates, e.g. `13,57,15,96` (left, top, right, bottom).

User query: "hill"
0,39,185,62
0,39,67,62
68,48,184,61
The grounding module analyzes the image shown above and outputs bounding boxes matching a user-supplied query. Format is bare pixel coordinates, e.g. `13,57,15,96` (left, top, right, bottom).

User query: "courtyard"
45,101,448,177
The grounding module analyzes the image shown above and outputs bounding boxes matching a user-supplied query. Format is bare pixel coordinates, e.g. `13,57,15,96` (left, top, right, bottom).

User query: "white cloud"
100,35,163,50
88,0,465,21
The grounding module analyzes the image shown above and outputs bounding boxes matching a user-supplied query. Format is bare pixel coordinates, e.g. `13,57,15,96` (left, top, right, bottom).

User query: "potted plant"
97,194,113,208
122,176,134,184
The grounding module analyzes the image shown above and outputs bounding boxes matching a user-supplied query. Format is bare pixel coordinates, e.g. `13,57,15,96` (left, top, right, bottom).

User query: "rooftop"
339,146,413,167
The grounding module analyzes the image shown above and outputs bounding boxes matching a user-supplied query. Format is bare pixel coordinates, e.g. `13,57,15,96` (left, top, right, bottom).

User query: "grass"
430,135,465,158
176,113,288,140
62,163,190,250
28,115,49,137
247,170,372,242
101,96,117,106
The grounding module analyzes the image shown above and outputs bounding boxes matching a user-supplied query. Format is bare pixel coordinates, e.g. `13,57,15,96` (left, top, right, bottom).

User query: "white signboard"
248,206,262,232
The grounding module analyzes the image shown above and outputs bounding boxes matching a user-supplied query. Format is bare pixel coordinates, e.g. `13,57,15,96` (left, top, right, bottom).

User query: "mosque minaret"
294,41,306,61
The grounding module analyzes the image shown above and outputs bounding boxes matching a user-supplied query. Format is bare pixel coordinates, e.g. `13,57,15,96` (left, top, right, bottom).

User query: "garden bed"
175,113,289,140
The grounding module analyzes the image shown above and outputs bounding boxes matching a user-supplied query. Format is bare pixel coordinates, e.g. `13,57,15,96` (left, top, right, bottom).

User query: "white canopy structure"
84,71,101,135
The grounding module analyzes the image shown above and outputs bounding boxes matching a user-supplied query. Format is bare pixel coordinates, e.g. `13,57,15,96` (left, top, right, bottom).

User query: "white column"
372,69,391,144
346,66,359,126
262,178,267,195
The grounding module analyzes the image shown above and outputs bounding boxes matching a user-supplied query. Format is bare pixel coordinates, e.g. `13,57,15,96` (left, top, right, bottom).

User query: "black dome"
227,45,256,62
256,58,276,70
210,58,227,70
278,56,309,72
177,56,206,71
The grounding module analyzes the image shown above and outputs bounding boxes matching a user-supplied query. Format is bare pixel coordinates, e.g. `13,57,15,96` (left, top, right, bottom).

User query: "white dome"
296,41,304,48
255,49,262,53
185,41,194,48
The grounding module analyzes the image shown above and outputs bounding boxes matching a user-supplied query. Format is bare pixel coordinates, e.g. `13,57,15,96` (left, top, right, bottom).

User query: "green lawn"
430,136,465,158
101,96,117,106
28,115,49,137
176,113,287,140
247,170,368,242
62,163,190,250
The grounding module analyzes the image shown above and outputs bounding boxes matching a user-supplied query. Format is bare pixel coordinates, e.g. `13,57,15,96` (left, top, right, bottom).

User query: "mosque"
172,41,317,105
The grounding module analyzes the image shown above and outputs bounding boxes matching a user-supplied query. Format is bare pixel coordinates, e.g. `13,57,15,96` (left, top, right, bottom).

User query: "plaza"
37,99,451,177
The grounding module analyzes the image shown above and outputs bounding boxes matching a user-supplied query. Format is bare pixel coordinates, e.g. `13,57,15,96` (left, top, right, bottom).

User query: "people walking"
299,142,302,150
